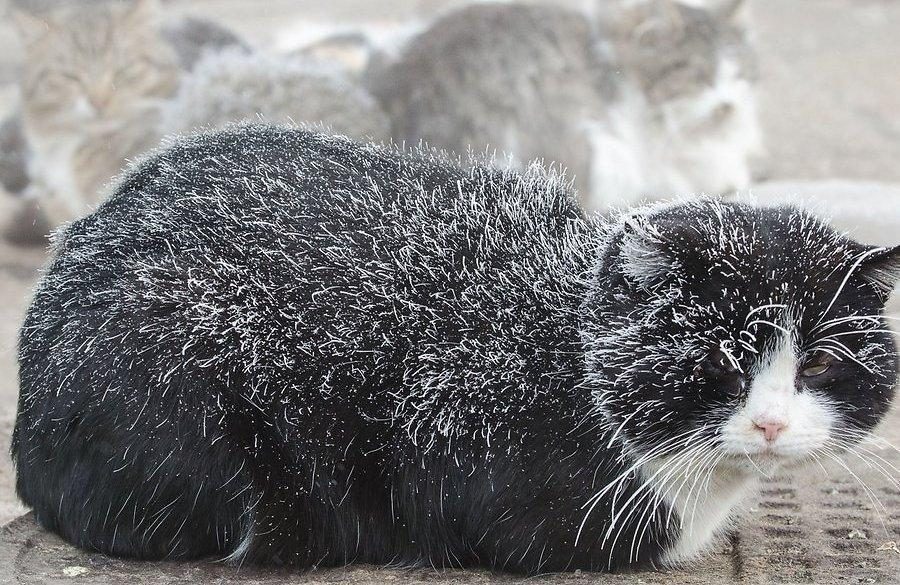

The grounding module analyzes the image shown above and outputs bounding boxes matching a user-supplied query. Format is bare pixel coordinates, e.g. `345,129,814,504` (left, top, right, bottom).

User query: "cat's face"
14,0,179,131
609,0,762,194
615,1,756,105
583,200,899,474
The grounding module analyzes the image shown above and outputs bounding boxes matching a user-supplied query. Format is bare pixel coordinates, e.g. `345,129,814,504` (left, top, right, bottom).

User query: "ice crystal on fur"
13,126,899,574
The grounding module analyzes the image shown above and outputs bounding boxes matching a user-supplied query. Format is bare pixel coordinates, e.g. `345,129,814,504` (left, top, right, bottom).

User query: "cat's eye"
694,348,740,378
800,361,831,378
116,65,145,83
694,348,745,398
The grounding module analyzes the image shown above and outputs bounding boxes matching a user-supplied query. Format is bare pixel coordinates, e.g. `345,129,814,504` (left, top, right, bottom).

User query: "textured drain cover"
740,467,900,585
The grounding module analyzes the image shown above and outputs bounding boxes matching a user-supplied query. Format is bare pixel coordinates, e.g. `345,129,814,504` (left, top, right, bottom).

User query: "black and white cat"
13,126,899,573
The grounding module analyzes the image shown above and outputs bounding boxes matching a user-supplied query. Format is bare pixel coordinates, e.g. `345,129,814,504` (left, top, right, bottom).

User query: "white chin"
721,451,793,475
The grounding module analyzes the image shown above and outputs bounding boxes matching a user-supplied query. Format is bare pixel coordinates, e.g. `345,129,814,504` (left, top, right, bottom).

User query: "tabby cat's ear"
709,0,748,23
671,0,747,23
859,245,900,303
606,1,681,41
11,9,53,46
618,217,676,291
122,0,161,26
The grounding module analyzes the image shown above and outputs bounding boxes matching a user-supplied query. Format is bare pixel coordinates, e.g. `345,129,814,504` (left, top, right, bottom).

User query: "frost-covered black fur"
13,126,900,574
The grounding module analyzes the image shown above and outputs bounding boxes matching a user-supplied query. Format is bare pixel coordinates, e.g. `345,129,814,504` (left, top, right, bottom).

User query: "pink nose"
754,420,786,442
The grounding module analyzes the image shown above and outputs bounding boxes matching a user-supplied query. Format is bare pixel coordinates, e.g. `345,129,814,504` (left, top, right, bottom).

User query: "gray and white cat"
372,0,764,211
162,48,390,144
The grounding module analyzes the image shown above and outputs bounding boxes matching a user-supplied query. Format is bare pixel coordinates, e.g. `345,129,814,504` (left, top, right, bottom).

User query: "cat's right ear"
858,245,900,303
618,217,676,291
122,0,162,26
708,0,749,24
607,1,681,42
11,9,53,46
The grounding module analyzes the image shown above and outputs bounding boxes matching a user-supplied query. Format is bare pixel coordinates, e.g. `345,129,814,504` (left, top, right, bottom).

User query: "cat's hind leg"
13,347,258,561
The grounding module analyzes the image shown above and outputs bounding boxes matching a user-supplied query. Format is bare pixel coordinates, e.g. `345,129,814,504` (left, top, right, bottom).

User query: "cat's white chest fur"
24,132,84,222
582,57,763,211
641,460,758,566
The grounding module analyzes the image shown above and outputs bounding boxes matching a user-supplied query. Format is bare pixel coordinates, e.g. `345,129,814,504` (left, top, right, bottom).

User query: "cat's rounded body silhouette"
13,126,899,573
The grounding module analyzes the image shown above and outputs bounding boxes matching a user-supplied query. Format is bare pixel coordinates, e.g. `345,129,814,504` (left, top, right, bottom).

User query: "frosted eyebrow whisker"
810,347,843,362
717,343,743,372
746,318,790,336
816,329,900,342
743,303,787,325
809,339,877,374
814,315,895,333
814,247,886,329
738,340,758,354
812,315,900,339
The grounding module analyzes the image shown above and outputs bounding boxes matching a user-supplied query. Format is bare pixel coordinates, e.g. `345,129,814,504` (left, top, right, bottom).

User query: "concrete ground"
0,0,898,582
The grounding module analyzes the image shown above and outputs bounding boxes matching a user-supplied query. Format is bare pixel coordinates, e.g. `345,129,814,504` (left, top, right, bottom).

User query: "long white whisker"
602,439,713,565
827,438,900,490
815,248,886,328
574,428,705,547
617,443,712,565
631,440,720,562
820,446,889,533
686,451,726,536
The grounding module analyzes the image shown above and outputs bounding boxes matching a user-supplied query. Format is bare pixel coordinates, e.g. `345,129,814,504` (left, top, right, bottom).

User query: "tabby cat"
7,0,388,234
13,0,181,226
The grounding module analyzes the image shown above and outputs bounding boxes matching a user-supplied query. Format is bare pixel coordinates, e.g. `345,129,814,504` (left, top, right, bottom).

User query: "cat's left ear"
122,0,162,26
713,0,747,21
859,245,900,302
681,0,748,23
618,216,676,291
11,9,54,46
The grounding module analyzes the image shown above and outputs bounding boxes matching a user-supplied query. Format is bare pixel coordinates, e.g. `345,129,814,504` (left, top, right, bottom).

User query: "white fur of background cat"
372,0,765,211
162,48,389,143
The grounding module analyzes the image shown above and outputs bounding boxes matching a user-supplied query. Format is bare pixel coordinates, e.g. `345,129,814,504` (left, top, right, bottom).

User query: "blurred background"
0,0,897,526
